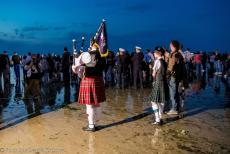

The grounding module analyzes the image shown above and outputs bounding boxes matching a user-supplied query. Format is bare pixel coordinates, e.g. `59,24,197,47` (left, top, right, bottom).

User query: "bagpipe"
72,19,109,78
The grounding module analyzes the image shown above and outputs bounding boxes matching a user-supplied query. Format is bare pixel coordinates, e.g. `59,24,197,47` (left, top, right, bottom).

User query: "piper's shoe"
82,126,96,132
152,120,163,126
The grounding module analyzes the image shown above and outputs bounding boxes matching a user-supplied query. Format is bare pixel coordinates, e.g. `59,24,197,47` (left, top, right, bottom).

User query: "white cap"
135,46,142,53
135,46,142,50
73,52,96,68
85,54,96,67
119,48,125,52
81,52,92,64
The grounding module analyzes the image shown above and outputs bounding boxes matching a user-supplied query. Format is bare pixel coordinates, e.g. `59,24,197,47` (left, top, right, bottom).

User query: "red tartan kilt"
78,76,106,106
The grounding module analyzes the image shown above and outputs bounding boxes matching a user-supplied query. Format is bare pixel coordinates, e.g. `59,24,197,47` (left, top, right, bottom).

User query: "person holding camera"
24,54,42,114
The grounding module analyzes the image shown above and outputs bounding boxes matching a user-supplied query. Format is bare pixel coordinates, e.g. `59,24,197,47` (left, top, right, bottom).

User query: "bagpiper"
72,45,106,132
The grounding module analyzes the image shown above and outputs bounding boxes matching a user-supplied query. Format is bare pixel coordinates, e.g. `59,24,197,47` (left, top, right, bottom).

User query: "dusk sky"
0,0,230,55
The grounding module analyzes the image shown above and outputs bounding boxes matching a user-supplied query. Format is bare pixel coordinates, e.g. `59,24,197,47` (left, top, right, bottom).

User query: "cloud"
71,22,96,29
53,26,67,30
13,28,38,40
0,32,8,37
12,25,68,41
78,23,95,28
21,26,50,32
66,31,92,40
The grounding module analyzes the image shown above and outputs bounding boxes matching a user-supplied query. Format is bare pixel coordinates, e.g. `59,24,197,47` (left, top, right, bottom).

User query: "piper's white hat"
119,48,126,52
74,52,91,67
73,52,96,68
85,54,96,67
81,52,92,64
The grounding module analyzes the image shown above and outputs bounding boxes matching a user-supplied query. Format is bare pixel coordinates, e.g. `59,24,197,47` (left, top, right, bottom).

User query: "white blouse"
152,57,162,74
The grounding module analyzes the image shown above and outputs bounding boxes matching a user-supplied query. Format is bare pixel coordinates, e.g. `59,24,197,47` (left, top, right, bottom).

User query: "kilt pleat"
78,76,106,105
148,80,169,103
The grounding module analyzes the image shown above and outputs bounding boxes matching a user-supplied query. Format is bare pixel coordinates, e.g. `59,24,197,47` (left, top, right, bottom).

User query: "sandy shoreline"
0,86,230,154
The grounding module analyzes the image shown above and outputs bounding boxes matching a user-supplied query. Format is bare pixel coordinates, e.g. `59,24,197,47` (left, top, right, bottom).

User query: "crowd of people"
0,40,230,131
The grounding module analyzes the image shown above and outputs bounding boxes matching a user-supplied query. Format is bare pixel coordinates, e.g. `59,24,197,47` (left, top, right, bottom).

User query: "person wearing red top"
194,52,202,77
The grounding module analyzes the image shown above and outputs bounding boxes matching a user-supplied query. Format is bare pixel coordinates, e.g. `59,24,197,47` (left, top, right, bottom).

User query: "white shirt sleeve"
152,59,161,73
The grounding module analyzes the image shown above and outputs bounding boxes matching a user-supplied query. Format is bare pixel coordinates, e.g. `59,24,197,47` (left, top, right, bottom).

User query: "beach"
0,73,230,154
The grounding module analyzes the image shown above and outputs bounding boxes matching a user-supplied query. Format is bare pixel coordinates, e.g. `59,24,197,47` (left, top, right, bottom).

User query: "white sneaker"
167,110,178,115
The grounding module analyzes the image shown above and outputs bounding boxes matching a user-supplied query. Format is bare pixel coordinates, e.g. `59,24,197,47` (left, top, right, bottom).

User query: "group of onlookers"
0,43,229,117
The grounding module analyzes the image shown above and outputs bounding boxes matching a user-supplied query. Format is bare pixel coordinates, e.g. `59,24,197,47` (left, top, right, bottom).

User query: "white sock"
152,102,160,122
86,105,95,128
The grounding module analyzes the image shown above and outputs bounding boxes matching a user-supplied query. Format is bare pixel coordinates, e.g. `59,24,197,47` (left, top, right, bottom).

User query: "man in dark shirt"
132,46,144,89
12,52,21,82
115,48,129,89
0,51,11,86
105,51,115,86
62,47,70,84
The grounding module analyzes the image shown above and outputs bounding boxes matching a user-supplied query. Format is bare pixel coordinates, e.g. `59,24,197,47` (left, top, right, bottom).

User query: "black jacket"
84,51,106,77
132,52,144,71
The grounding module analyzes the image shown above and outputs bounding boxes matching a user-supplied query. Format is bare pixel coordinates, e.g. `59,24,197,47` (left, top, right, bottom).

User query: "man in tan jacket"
167,40,184,115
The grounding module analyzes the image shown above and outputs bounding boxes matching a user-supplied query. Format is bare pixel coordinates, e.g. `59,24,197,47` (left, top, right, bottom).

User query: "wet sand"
0,74,230,154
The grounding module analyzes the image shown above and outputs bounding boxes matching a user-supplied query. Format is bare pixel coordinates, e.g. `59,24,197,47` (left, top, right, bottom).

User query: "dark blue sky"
0,0,230,55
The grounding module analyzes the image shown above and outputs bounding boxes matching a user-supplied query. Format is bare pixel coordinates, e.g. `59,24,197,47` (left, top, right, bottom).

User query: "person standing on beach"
0,51,11,86
115,48,128,89
143,49,154,84
148,48,169,125
72,45,106,132
132,46,144,89
105,51,115,87
24,54,42,114
214,53,223,75
167,40,184,115
12,52,21,83
0,53,4,88
194,51,202,78
184,48,193,79
47,54,55,81
62,47,71,84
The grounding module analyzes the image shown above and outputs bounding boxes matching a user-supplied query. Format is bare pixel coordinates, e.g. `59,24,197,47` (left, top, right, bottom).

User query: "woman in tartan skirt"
72,46,106,132
148,48,169,125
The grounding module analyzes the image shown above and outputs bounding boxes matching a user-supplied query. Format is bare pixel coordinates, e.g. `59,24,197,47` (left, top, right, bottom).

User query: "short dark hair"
170,40,180,51
64,47,68,52
154,50,163,57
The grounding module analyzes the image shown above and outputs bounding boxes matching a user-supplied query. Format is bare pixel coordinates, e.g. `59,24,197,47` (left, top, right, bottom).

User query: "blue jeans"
196,63,202,77
168,77,179,111
14,64,20,80
214,61,223,73
106,66,114,83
